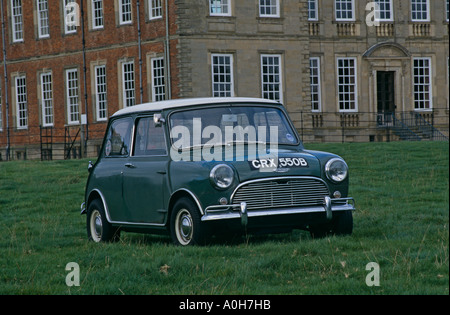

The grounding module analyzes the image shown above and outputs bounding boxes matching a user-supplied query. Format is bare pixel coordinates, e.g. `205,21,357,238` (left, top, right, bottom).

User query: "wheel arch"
167,189,204,225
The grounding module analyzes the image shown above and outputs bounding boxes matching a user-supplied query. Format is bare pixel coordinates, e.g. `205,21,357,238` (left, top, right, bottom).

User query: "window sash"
335,0,354,21
95,65,108,121
64,0,77,34
92,0,104,29
259,0,280,17
120,0,132,24
122,62,135,107
41,72,54,127
337,57,358,112
261,54,283,102
413,57,433,110
209,0,231,16
308,0,318,21
37,0,50,38
374,0,393,21
310,57,322,112
151,57,166,102
11,0,24,42
15,76,28,129
411,0,430,22
66,69,80,124
211,54,234,98
149,0,163,19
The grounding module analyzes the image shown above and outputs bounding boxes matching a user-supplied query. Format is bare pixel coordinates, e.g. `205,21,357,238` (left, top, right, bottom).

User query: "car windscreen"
169,105,298,148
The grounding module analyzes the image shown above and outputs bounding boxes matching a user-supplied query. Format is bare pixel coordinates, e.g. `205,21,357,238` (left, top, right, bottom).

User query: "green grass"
0,142,448,295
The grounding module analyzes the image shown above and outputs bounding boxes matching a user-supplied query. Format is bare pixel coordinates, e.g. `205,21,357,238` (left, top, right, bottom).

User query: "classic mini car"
81,97,355,245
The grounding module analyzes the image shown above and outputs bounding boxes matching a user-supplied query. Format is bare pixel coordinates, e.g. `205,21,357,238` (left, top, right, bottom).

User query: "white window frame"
261,54,283,103
336,57,358,112
149,0,163,20
412,57,433,111
411,0,430,22
92,0,104,29
151,57,166,102
15,75,28,129
66,69,80,124
64,0,78,34
335,0,355,22
259,0,280,18
95,65,108,121
308,0,319,21
37,0,50,38
209,0,231,17
310,57,322,112
119,0,132,25
374,0,393,22
122,61,136,107
11,0,24,42
211,54,234,98
40,72,54,127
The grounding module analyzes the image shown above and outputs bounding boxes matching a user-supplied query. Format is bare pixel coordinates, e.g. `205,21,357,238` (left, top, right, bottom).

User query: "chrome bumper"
201,197,355,227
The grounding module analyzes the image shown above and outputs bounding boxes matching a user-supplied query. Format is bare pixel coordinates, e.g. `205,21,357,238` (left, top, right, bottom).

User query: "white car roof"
112,97,281,117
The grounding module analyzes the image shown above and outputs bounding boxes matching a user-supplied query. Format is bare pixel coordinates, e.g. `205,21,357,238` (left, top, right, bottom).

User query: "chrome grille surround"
231,177,330,211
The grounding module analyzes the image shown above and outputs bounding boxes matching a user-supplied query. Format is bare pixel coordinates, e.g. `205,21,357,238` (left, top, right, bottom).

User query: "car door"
122,116,169,225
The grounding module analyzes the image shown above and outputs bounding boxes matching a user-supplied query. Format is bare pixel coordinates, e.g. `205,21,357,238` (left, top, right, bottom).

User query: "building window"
446,0,449,22
37,0,50,38
15,75,28,129
337,57,358,112
308,0,318,21
92,0,104,29
11,0,24,42
335,0,354,21
66,69,80,124
119,0,132,24
122,61,135,107
209,0,231,16
149,0,163,19
0,86,3,131
374,0,393,21
64,0,78,34
211,54,234,97
261,54,283,102
95,65,108,121
413,57,432,110
259,0,280,18
411,0,429,22
151,57,166,102
310,57,322,112
40,72,54,127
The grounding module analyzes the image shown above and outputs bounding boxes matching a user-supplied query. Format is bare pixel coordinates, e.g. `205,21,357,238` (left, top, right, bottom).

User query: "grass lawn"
0,142,448,295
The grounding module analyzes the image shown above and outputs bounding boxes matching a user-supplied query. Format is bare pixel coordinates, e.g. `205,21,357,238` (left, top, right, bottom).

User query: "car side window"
104,117,133,157
134,117,167,156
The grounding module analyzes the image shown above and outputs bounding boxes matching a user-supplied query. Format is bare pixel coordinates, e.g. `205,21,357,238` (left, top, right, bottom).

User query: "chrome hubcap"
176,209,193,245
90,210,103,242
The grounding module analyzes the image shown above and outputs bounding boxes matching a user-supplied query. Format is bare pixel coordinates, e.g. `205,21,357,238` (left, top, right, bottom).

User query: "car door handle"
125,163,136,169
157,170,166,174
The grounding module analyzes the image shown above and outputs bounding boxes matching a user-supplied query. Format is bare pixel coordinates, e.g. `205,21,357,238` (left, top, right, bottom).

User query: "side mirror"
88,161,94,173
154,114,165,127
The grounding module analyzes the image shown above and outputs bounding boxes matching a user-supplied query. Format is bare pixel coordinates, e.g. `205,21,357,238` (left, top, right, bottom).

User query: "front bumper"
201,197,355,227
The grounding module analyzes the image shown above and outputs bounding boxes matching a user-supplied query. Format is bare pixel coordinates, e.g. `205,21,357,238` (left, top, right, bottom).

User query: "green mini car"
81,97,355,245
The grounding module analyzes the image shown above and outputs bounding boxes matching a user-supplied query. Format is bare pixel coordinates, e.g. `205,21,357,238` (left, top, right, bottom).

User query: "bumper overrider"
202,196,355,227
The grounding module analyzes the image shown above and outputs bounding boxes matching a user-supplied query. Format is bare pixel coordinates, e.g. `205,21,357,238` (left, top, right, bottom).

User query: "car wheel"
170,197,209,246
309,210,353,238
87,199,119,242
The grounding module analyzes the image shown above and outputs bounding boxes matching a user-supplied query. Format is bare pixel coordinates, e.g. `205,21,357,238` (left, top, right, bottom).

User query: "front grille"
232,178,329,211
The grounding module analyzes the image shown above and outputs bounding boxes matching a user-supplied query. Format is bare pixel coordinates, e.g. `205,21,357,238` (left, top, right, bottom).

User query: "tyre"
309,210,353,238
170,197,209,246
87,199,120,242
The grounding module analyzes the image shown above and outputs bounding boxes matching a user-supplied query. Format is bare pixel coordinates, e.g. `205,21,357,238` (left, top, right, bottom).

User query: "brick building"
0,0,448,160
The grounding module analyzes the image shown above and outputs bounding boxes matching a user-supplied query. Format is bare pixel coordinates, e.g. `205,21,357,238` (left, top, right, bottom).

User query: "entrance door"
377,71,395,125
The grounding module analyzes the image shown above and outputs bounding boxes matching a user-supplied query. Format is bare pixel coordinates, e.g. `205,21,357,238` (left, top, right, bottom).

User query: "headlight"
210,164,234,190
325,158,348,183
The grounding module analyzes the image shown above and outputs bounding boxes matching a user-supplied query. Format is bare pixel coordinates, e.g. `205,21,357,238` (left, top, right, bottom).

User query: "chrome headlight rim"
209,164,235,190
325,158,349,183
